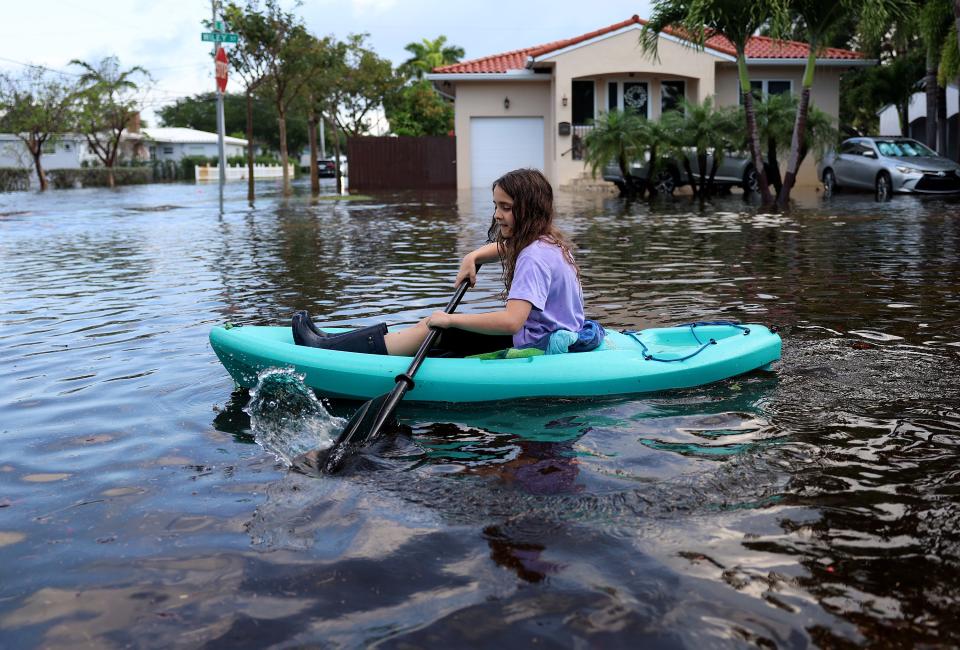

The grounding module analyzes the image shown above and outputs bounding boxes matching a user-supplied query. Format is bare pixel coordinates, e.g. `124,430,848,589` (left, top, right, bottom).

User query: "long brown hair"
488,168,579,296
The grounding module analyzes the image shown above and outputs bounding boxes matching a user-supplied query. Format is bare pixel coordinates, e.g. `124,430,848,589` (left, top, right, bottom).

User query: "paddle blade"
322,393,398,473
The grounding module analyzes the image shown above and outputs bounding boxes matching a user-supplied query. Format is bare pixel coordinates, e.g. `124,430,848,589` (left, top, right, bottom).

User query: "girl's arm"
428,299,531,335
455,242,502,287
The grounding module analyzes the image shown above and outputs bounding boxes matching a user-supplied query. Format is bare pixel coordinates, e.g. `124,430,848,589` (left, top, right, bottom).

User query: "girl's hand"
455,254,478,287
426,311,453,329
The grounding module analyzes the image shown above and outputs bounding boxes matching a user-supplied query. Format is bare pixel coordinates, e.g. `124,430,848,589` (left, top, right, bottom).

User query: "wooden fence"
346,136,456,190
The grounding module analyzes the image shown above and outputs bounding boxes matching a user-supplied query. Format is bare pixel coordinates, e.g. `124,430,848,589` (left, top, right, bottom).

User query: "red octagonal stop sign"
215,47,228,93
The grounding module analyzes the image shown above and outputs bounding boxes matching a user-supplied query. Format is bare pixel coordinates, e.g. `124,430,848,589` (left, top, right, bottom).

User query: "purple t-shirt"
507,239,585,347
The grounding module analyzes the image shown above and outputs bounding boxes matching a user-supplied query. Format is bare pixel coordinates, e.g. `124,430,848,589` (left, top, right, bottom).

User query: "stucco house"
427,15,872,190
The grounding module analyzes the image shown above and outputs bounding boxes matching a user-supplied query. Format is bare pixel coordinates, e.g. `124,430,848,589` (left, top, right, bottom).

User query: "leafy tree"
157,92,308,154
241,0,314,192
840,50,924,135
399,36,464,80
383,79,454,136
296,33,342,194
0,68,76,190
336,34,402,137
582,109,649,196
70,56,149,188
222,1,273,201
642,0,790,205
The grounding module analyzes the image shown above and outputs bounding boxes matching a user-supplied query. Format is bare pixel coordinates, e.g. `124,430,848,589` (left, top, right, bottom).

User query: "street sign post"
201,32,239,43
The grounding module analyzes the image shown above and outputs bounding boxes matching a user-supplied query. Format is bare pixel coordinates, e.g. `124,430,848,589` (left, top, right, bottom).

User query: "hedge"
47,167,152,189
0,168,31,193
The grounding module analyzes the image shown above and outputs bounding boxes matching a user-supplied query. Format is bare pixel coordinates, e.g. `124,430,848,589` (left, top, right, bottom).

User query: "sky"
0,0,653,125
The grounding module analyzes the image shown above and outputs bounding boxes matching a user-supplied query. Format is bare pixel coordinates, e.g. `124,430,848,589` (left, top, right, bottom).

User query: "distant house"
877,83,958,158
142,127,247,161
427,14,873,189
0,131,146,175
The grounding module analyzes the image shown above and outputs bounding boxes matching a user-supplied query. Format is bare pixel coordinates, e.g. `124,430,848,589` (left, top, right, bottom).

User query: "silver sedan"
820,137,960,201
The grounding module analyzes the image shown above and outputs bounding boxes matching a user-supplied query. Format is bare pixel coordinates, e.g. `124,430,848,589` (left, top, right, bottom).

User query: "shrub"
0,168,31,192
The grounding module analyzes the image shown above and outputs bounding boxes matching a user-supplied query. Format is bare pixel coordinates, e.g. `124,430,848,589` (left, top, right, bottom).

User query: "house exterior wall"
543,30,722,186
452,80,551,189
0,136,85,169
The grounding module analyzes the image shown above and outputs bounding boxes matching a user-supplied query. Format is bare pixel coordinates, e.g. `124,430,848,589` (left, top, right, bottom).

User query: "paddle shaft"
360,270,479,442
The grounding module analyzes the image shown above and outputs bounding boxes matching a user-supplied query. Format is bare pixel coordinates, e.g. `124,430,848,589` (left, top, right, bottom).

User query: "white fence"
194,163,294,182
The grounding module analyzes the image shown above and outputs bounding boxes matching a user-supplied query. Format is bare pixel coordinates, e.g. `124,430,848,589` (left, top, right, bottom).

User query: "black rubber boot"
292,315,389,355
293,310,325,338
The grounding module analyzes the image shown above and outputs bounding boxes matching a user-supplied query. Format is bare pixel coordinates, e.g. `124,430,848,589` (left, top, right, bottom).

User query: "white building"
877,83,958,156
143,127,247,161
0,132,147,170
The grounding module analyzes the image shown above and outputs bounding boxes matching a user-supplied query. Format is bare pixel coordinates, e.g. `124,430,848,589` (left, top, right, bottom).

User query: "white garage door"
470,117,544,188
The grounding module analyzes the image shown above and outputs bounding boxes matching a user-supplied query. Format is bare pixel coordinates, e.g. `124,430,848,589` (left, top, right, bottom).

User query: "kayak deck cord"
622,321,750,362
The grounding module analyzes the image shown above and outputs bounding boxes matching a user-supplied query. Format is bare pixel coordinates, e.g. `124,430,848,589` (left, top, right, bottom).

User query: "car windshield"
875,140,937,157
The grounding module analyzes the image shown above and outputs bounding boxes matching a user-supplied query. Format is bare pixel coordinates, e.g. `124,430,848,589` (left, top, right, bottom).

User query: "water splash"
245,368,346,465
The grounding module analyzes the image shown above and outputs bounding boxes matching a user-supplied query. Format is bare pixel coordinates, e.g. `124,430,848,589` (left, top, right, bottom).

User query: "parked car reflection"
820,137,960,201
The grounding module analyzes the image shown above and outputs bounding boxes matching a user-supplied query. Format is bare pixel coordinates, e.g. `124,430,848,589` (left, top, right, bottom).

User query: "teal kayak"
210,321,781,403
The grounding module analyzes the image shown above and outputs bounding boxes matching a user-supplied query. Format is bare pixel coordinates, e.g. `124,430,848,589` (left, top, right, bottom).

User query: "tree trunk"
925,57,938,150
707,155,720,197
683,157,698,196
277,104,290,193
897,100,909,136
737,55,773,204
767,137,783,194
778,50,815,208
246,91,255,203
643,144,658,199
308,98,320,195
331,114,343,194
696,151,708,197
27,136,48,191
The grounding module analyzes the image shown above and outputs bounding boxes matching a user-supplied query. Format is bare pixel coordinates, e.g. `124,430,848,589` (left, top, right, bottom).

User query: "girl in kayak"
293,168,602,356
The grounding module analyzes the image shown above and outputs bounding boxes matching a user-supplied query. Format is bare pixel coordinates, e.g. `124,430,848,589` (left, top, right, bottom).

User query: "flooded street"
2,179,959,647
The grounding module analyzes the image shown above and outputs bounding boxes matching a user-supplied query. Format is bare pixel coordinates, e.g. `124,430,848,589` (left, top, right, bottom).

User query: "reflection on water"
1,179,959,647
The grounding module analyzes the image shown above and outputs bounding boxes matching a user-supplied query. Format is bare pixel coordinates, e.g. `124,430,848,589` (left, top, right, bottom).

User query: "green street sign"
201,32,239,43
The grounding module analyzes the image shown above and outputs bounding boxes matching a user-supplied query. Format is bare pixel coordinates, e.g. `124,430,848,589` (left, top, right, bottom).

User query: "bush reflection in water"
0,179,958,647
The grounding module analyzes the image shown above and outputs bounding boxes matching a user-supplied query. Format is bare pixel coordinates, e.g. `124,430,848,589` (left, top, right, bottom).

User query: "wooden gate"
346,136,456,190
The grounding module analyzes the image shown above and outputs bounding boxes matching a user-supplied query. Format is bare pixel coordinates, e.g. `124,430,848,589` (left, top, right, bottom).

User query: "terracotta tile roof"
433,15,863,74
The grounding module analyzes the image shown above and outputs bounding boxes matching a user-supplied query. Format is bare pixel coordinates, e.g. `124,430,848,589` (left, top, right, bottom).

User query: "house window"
661,80,686,113
41,141,56,154
571,80,595,125
741,79,793,103
63,142,72,152
163,146,174,155
607,80,650,118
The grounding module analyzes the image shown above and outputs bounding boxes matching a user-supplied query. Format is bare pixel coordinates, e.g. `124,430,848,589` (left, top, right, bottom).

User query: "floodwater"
1,179,959,648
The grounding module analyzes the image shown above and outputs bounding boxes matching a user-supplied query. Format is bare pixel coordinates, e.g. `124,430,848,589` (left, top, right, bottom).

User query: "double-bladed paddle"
317,270,479,473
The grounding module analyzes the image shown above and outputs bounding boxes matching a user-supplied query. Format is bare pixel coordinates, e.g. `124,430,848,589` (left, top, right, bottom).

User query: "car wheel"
823,168,836,197
652,170,676,196
875,171,892,202
742,166,760,194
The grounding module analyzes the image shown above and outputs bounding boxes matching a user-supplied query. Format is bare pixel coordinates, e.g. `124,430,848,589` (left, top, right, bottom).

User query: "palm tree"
669,97,739,200
70,57,149,189
777,0,903,207
582,109,648,196
400,36,465,80
754,92,797,194
641,0,790,205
